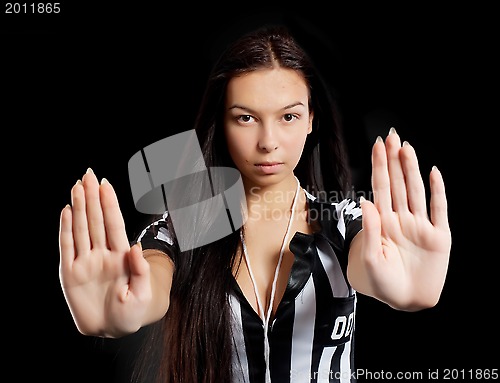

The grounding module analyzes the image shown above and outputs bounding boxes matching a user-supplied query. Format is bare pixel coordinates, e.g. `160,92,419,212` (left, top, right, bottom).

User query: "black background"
2,3,497,382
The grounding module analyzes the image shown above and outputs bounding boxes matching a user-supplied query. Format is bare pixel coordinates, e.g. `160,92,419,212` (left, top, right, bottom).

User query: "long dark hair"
132,24,352,383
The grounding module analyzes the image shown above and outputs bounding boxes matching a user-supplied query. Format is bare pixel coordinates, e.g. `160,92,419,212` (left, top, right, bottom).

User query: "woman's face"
224,67,313,189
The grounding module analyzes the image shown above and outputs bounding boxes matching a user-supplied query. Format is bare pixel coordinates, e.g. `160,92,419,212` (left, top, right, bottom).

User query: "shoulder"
304,189,362,246
137,211,174,245
304,189,362,221
134,211,179,262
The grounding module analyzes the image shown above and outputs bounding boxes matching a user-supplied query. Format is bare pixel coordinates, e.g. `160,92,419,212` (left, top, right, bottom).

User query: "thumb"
127,242,151,298
359,197,383,261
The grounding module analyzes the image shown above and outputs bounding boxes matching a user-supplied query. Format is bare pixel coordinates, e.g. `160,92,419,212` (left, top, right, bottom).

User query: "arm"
347,128,452,311
59,168,174,338
141,248,175,326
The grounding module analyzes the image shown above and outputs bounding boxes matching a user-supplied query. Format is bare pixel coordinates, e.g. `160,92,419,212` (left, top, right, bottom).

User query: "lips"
255,161,283,166
254,161,284,174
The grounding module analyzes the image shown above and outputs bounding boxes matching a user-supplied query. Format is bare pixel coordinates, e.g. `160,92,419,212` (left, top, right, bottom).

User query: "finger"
70,179,91,258
399,141,427,217
100,178,130,252
59,204,75,272
371,136,392,213
82,168,107,248
359,198,383,261
429,166,450,230
385,128,408,212
127,243,151,301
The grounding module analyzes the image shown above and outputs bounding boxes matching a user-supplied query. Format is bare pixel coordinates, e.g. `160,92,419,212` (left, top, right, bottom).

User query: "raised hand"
352,128,452,311
59,168,152,337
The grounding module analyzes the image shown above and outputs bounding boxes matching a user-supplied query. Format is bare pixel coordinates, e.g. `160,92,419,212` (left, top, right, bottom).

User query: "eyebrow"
227,102,305,114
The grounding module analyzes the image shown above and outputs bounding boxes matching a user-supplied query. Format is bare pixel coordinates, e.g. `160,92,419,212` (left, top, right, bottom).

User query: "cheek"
225,130,248,163
285,133,308,156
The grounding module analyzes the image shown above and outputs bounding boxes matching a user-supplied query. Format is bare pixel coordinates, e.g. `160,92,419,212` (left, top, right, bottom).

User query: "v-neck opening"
231,230,315,325
231,191,321,325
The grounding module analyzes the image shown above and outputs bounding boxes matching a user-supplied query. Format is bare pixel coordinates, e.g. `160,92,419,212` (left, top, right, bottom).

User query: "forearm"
141,249,175,326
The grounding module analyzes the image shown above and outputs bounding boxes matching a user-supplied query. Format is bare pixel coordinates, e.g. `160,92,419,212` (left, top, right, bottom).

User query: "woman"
59,25,451,382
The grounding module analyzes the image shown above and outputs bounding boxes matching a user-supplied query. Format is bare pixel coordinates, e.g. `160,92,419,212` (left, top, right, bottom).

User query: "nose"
257,125,278,152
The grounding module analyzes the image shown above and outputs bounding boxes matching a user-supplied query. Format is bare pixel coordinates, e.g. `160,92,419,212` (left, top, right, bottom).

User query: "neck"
244,175,303,220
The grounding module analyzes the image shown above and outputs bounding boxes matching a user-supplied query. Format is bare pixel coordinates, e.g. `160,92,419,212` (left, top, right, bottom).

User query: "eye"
283,113,298,122
237,115,255,124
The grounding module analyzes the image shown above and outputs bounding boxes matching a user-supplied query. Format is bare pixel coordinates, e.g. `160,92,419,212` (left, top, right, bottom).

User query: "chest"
234,217,313,321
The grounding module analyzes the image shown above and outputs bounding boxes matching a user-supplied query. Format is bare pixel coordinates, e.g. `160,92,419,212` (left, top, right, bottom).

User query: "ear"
307,111,314,134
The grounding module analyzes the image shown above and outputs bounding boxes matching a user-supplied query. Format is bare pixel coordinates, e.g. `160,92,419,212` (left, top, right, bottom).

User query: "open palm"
59,168,151,337
358,129,452,309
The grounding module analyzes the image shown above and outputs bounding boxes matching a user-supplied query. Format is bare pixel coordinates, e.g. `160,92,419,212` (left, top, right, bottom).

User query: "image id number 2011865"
5,3,60,13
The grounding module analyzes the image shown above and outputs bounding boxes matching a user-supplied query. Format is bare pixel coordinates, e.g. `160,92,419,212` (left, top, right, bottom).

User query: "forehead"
225,67,309,109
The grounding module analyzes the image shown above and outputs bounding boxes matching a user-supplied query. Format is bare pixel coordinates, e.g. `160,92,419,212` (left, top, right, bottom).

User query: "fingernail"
360,196,366,203
75,179,82,186
86,167,94,174
432,165,439,172
101,178,109,185
389,127,397,135
376,136,383,143
403,141,410,147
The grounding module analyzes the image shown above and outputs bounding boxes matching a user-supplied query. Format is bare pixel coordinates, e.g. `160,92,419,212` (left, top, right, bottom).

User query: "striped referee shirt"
137,190,363,383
